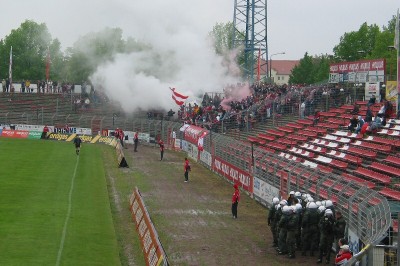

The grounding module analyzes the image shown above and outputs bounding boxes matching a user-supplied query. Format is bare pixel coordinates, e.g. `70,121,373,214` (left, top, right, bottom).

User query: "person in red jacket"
335,244,352,265
184,157,190,182
231,183,240,219
41,125,49,139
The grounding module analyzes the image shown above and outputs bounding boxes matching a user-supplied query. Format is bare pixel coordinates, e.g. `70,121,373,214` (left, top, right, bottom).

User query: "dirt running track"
124,144,332,266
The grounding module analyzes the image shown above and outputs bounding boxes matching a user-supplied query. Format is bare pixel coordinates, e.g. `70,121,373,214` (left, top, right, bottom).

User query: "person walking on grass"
231,183,240,219
159,139,164,161
73,135,82,155
184,157,190,182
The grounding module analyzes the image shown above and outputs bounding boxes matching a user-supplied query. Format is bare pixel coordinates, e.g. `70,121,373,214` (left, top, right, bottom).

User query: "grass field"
0,139,120,266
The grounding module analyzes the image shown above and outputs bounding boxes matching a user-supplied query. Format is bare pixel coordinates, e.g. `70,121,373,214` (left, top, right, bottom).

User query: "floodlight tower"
232,0,268,83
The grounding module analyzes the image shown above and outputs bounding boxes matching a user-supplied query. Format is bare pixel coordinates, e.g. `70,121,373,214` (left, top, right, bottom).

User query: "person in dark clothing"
333,211,347,252
317,209,335,264
184,157,190,182
158,139,164,160
268,197,280,247
365,106,373,122
367,94,376,107
350,104,359,115
133,131,139,152
348,115,358,132
73,136,82,155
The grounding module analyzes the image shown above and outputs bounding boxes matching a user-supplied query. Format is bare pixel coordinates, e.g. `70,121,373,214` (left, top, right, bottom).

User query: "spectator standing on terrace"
26,80,31,93
73,135,82,155
2,79,5,92
365,106,373,122
231,183,240,218
6,78,10,93
21,80,25,93
167,109,175,120
184,157,190,182
158,139,164,160
133,131,139,152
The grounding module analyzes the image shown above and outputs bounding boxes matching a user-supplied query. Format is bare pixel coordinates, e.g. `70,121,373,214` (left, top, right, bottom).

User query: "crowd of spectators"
173,82,369,133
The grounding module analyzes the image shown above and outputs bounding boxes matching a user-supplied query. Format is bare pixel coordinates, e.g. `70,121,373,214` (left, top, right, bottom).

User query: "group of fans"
268,191,351,265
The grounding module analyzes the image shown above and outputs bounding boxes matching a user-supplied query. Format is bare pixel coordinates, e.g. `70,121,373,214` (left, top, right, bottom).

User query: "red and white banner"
1,129,29,139
213,157,253,193
183,125,207,146
329,59,385,73
170,87,188,106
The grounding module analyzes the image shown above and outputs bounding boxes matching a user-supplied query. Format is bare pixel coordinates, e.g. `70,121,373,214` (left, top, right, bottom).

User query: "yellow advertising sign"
386,81,398,102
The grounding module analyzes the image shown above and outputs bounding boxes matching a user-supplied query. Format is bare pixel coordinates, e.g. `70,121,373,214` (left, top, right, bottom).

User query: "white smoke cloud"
89,0,241,113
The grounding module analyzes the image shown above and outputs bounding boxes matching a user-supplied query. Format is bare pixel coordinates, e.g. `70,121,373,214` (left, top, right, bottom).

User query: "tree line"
0,16,398,85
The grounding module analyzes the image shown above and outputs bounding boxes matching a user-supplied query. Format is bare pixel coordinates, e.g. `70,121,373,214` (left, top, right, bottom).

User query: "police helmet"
307,197,314,202
308,202,318,209
324,209,333,216
318,206,326,213
295,203,303,212
272,197,280,205
325,200,333,207
295,191,301,197
315,201,322,207
280,200,288,206
289,191,295,196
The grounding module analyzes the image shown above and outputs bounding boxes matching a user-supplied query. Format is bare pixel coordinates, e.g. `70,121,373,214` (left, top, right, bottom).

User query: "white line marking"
56,155,79,266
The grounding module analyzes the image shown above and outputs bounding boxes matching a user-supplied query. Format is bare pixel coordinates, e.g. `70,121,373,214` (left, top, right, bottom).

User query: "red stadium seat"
258,133,275,141
379,187,400,201
341,173,375,189
370,162,400,176
266,129,286,138
383,155,400,167
354,167,391,185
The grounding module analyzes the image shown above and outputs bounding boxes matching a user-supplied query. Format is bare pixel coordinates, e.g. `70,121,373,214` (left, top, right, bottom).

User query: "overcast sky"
0,0,398,60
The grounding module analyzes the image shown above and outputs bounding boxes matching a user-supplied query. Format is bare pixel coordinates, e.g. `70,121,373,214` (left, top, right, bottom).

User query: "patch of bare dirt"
123,144,333,266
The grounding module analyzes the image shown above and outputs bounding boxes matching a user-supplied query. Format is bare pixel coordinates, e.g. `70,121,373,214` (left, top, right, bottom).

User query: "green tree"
0,20,63,81
333,22,380,61
289,52,315,84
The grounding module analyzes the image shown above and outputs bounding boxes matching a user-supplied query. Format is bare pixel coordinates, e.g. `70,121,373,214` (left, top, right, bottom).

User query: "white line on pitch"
56,155,79,266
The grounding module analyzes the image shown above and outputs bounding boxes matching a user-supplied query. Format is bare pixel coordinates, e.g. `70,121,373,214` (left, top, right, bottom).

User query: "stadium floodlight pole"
269,52,285,83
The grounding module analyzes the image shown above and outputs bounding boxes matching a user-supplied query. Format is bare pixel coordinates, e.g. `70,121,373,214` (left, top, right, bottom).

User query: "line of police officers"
267,191,346,264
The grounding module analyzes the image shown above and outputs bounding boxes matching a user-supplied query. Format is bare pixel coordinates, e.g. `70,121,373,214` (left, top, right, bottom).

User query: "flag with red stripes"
170,87,188,106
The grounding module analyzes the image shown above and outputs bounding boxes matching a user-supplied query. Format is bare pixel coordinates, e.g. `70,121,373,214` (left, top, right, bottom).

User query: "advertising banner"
365,82,380,101
183,125,206,145
28,131,42,139
348,228,360,254
386,81,398,109
199,150,212,167
213,157,252,193
1,129,29,139
329,59,385,84
181,140,189,152
129,188,168,266
174,139,181,150
187,143,198,162
330,59,385,73
253,177,280,207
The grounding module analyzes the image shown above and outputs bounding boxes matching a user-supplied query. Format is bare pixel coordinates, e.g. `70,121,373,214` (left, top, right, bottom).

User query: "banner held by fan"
170,87,189,106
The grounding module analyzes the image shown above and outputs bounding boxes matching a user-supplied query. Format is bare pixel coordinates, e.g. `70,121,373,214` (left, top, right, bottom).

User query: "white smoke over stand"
89,1,249,113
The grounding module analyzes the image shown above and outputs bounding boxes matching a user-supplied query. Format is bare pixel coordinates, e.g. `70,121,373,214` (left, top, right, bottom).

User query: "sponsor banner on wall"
28,131,42,139
52,127,91,135
187,143,198,162
365,82,380,101
368,70,385,83
1,129,29,139
174,139,182,150
213,157,252,193
386,81,398,110
183,125,206,145
199,150,212,167
181,140,189,152
348,228,360,254
129,187,167,266
253,177,280,207
330,59,385,73
47,132,70,141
